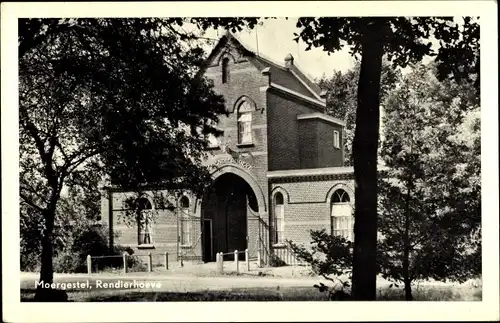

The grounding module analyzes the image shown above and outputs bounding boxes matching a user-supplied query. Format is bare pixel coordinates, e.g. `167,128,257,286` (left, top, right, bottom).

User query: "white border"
2,1,498,322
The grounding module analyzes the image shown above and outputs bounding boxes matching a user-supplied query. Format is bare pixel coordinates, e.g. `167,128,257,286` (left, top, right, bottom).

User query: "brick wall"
297,119,318,168
266,92,318,171
103,190,202,260
270,177,355,247
317,121,344,168
100,38,352,264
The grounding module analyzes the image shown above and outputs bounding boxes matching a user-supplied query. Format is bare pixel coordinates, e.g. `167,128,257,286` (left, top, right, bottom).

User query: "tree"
293,17,480,300
19,18,227,300
20,167,102,272
378,63,480,300
317,59,402,166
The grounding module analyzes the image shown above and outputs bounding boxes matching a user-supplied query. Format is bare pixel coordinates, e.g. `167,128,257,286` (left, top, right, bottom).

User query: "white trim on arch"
325,183,355,205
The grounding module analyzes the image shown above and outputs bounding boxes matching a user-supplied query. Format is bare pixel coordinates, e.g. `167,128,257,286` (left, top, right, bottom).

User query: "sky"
199,18,357,81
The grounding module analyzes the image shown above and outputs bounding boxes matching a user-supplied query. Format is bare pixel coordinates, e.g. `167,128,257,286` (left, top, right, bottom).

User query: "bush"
269,254,287,267
53,222,111,273
91,245,146,272
20,206,44,272
52,222,142,273
288,229,354,300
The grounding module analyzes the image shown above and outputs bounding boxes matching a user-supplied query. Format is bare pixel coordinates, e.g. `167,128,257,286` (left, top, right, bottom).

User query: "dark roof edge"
201,32,324,100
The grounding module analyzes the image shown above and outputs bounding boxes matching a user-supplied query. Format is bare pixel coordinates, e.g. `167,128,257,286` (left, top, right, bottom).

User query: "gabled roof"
202,31,326,104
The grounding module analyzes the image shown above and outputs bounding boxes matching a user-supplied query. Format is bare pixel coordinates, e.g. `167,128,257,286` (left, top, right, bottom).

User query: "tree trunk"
403,182,413,300
403,216,413,300
404,275,413,300
351,27,384,301
39,220,54,285
34,202,68,301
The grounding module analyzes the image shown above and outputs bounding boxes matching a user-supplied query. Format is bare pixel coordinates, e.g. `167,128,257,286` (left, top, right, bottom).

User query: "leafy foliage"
296,17,479,90
19,18,231,290
317,59,402,165
293,16,480,300
288,229,353,298
378,63,481,299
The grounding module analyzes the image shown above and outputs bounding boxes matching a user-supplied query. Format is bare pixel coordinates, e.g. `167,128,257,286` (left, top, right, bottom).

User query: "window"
273,192,285,244
237,101,253,144
333,130,340,149
222,57,230,84
179,196,191,246
136,198,153,246
330,189,353,241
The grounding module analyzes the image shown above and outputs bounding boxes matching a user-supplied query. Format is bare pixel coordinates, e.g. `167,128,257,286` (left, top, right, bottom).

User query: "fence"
86,252,170,274
215,249,251,274
271,244,307,266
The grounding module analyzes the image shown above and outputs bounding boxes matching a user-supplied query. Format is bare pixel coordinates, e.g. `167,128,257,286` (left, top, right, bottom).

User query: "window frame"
221,57,230,84
273,192,285,246
136,197,155,248
237,101,253,145
330,189,354,241
333,130,340,149
179,196,192,247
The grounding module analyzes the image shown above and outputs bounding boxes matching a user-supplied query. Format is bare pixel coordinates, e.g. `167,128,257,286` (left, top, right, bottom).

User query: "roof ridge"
205,32,323,99
232,35,323,97
228,33,289,70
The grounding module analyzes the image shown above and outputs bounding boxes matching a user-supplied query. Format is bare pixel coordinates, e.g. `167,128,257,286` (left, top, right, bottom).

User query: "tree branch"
20,192,46,214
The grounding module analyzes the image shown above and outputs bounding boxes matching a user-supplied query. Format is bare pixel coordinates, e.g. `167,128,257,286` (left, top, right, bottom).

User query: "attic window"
222,57,230,84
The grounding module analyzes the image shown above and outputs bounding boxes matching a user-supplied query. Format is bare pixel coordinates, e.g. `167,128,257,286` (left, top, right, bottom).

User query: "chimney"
284,53,294,68
319,90,328,99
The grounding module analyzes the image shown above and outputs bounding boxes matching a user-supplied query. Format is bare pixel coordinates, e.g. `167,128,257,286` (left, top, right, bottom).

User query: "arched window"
221,57,230,84
330,189,353,241
273,192,285,244
179,196,191,246
136,197,153,246
237,101,253,144
180,196,190,209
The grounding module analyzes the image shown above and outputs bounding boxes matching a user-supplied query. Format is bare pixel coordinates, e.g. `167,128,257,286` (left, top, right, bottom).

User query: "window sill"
137,244,155,250
180,244,192,249
236,143,254,148
272,243,287,248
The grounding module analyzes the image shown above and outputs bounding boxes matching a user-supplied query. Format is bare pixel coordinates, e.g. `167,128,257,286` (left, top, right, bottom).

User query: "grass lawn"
21,284,481,302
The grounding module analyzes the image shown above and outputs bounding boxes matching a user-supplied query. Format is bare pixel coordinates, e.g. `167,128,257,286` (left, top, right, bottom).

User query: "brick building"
101,32,354,265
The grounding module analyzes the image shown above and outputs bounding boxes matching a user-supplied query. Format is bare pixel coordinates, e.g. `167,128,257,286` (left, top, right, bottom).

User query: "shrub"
269,254,287,267
53,222,111,273
288,229,354,300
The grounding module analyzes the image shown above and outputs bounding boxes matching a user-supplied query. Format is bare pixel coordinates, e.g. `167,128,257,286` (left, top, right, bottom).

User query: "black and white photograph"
2,1,498,322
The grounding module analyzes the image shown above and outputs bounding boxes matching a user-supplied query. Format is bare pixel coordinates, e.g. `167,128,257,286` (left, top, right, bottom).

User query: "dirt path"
20,272,325,293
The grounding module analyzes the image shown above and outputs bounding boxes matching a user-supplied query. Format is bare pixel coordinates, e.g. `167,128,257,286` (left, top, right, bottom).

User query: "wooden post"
216,252,219,271
257,249,261,268
147,252,152,272
216,252,220,273
123,252,128,274
218,252,224,274
234,250,239,274
86,255,92,274
164,252,169,270
245,249,250,271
